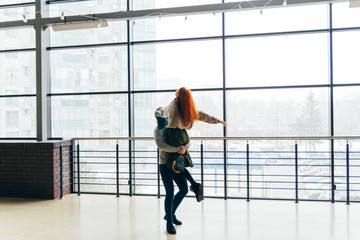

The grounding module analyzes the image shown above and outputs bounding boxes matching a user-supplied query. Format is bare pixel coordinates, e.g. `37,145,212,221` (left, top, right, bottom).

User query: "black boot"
164,215,182,225
190,183,204,202
166,222,176,235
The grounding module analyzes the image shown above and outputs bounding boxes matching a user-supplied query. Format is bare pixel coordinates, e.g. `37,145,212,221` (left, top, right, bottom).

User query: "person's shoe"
166,222,176,235
190,183,204,202
164,215,182,225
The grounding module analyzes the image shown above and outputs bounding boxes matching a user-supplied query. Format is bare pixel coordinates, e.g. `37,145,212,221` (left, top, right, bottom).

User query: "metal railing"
57,136,360,204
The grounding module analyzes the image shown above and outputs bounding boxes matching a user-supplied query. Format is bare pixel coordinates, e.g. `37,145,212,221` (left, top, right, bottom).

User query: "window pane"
226,4,328,35
0,97,36,137
133,13,221,41
0,27,34,50
226,33,329,87
333,31,360,84
134,92,173,137
134,40,223,90
0,51,35,94
0,6,35,21
50,46,128,93
51,94,128,138
190,91,223,137
226,88,329,137
334,86,360,136
133,0,220,10
49,1,127,17
333,2,360,28
50,21,127,47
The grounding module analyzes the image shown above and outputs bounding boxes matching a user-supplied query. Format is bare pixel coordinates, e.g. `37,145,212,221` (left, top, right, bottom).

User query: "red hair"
176,87,199,128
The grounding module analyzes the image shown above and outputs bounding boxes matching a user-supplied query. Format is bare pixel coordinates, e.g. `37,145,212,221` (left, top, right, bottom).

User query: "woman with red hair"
154,87,226,235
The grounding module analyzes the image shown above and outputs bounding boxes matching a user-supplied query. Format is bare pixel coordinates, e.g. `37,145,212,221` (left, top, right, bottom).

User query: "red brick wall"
0,140,73,199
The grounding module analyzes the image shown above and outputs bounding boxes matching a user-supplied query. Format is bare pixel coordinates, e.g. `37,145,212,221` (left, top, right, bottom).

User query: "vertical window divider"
329,3,335,203
127,0,135,197
222,2,228,200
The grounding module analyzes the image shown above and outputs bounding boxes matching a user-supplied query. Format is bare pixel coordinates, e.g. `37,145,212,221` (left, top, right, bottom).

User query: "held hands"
177,146,187,155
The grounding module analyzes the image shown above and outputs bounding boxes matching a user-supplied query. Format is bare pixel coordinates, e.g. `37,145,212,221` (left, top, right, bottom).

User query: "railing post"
295,141,298,203
71,140,75,194
346,141,350,205
246,142,250,202
60,142,63,199
201,141,204,187
157,148,160,199
116,141,120,198
331,139,335,203
77,141,80,196
224,139,227,200
129,139,133,196
70,139,76,193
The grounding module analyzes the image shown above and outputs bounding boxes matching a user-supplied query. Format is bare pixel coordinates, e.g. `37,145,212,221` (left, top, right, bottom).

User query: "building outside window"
5,52,18,59
6,111,19,128
98,54,109,64
99,111,110,126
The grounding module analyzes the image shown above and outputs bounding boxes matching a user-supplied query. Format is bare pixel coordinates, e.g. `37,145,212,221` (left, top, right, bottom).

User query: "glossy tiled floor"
0,194,359,240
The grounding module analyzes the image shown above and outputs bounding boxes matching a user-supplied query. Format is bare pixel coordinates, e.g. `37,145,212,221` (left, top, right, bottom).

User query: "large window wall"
1,1,360,200
0,0,35,138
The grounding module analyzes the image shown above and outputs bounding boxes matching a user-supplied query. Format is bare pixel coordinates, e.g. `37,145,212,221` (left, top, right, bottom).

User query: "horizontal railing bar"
75,159,360,164
76,182,334,191
75,158,360,162
70,136,360,140
201,163,332,167
73,177,129,180
58,150,360,154
78,177,118,180
78,162,129,165
74,171,158,175
80,150,120,153
72,191,360,202
77,162,121,165
233,180,332,184
77,183,118,186
71,176,360,182
73,171,360,178
73,177,360,185
247,187,332,191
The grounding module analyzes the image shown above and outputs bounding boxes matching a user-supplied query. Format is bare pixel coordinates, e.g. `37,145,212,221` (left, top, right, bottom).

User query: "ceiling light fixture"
52,19,108,31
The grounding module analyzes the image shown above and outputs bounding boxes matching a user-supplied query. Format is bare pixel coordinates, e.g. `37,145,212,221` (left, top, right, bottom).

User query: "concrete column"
35,0,50,141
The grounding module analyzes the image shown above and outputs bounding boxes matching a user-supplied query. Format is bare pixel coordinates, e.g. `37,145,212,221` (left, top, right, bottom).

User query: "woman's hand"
177,146,187,155
220,121,227,127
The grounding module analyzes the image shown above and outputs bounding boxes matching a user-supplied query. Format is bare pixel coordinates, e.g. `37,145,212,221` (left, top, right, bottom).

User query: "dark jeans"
159,164,188,224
